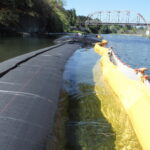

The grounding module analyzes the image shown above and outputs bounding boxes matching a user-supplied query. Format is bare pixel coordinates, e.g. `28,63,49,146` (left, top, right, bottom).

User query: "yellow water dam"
93,42,150,150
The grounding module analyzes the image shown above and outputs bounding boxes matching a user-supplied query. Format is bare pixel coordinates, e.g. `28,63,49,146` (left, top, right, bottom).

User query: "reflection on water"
52,47,115,150
93,62,142,150
0,36,54,62
65,83,115,150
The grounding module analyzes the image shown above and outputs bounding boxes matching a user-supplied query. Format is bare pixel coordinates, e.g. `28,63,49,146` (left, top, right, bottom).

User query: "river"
54,34,150,150
0,36,55,62
105,34,150,75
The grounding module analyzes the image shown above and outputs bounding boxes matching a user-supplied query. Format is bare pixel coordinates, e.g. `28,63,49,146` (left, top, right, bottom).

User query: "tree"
99,25,111,34
109,25,121,33
67,9,77,26
0,0,69,33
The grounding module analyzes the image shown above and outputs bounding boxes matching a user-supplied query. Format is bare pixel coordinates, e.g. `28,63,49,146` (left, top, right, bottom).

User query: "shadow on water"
50,85,116,150
64,83,115,150
49,46,116,150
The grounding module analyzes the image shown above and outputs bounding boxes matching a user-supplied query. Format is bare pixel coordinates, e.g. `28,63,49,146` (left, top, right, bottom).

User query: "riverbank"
105,33,145,37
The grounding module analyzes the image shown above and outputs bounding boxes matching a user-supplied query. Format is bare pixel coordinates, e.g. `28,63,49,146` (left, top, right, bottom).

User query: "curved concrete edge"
0,43,81,150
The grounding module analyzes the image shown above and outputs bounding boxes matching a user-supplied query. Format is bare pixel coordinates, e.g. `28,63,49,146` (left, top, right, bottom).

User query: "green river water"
52,34,150,150
1,35,149,150
0,36,54,62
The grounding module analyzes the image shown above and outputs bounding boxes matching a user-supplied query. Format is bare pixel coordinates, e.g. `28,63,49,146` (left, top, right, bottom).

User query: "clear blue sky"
64,0,150,22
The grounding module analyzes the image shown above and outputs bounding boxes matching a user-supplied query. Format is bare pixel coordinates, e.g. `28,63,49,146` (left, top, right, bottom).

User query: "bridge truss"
85,11,150,27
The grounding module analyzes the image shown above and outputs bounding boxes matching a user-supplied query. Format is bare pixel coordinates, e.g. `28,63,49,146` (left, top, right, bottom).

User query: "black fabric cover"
0,43,80,150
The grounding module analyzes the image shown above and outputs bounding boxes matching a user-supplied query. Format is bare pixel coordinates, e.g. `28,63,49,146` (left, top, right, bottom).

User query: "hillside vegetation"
0,1,143,35
0,0,70,34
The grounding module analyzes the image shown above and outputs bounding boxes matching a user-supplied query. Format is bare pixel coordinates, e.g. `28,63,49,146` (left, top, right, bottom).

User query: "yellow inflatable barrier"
93,42,150,150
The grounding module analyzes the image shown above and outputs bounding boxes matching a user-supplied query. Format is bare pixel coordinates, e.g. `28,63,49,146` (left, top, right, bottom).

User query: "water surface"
52,34,150,150
103,34,150,74
54,47,115,150
0,36,54,62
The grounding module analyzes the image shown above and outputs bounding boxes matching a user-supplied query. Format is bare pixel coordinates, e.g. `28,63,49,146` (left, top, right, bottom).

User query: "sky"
64,0,150,22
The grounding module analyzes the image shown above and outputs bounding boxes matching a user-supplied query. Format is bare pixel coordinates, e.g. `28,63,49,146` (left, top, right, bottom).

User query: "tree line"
0,0,75,34
0,1,141,35
0,0,93,34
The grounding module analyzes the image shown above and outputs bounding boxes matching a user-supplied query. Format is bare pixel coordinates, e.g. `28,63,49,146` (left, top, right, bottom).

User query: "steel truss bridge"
85,11,150,26
84,11,150,34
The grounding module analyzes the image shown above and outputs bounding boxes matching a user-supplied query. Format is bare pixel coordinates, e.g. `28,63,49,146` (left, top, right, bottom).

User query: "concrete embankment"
0,42,80,150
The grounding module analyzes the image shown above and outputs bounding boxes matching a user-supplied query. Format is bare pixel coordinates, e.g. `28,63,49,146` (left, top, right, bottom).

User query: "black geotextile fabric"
0,44,63,74
0,43,80,150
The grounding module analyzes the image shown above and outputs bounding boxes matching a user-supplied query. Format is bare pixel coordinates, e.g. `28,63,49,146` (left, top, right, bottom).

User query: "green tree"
87,25,100,33
0,0,69,33
99,25,111,34
67,9,77,26
109,25,121,33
